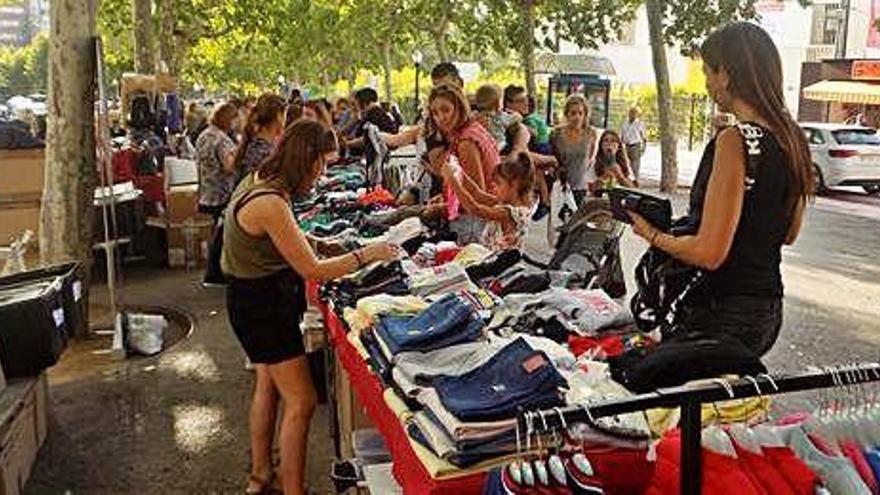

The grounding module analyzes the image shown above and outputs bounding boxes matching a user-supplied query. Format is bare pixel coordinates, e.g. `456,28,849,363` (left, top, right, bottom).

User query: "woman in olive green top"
222,120,396,495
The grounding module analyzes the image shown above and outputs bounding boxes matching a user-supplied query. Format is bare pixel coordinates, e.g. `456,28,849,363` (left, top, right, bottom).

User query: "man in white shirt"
620,106,647,185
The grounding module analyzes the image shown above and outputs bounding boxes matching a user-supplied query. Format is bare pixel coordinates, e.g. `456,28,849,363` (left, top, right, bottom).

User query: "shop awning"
802,80,880,105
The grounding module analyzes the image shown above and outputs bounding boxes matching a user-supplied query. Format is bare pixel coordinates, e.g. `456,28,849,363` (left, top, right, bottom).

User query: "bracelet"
352,249,364,268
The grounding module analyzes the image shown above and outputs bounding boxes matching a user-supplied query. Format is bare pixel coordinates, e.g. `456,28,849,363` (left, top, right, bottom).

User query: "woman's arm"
631,128,746,270
243,195,394,281
443,167,508,223
382,126,420,148
785,198,805,245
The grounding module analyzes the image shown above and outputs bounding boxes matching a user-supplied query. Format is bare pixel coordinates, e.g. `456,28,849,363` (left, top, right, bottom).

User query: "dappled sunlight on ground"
172,404,230,454
159,348,221,382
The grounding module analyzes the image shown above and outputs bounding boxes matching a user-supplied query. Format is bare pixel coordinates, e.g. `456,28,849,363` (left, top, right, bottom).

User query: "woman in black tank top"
628,22,814,356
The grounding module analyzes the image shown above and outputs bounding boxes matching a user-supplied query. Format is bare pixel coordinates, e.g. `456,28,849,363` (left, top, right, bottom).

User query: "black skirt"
226,269,307,364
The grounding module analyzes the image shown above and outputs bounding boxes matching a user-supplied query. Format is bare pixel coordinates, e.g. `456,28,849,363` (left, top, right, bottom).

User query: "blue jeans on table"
375,293,484,354
434,338,565,422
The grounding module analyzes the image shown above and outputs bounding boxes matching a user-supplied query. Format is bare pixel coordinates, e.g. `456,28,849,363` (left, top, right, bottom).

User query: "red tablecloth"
319,302,488,495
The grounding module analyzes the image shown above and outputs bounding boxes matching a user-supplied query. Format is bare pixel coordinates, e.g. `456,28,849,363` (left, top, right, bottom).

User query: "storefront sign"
851,60,880,80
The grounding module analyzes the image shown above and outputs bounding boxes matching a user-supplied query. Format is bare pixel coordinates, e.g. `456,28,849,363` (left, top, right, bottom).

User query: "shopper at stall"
551,94,600,208
440,151,536,249
222,120,398,495
232,93,286,185
628,22,812,356
593,130,635,193
504,85,555,220
428,83,501,243
620,106,647,186
196,102,239,286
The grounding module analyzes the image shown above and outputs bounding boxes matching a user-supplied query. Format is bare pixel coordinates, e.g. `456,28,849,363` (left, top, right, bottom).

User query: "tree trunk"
44,0,97,330
646,0,678,192
431,12,450,62
381,39,394,103
132,0,154,73
157,0,176,75
520,0,537,97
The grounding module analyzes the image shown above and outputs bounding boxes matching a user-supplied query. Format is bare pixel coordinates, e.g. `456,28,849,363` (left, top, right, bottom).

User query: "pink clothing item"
444,119,501,221
841,440,880,493
808,432,842,457
451,119,501,189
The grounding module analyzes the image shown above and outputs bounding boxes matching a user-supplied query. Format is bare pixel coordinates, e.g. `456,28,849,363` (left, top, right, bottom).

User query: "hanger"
549,407,569,486
509,411,525,485
534,411,551,486
726,376,764,455
751,373,787,448
521,412,536,487
703,379,738,457
568,404,596,477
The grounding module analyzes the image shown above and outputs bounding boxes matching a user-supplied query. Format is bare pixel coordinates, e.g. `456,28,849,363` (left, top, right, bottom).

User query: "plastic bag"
124,312,167,356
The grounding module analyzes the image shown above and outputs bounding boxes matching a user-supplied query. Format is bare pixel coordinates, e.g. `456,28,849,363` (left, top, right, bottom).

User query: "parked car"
800,122,880,195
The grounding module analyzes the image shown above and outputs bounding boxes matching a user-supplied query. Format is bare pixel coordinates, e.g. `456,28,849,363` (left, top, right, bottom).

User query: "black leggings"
678,296,783,356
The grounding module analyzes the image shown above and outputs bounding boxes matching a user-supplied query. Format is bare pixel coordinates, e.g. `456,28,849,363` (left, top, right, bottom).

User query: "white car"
800,122,880,195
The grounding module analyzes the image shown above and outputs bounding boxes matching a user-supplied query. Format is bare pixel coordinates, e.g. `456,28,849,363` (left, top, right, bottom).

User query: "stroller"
529,196,627,298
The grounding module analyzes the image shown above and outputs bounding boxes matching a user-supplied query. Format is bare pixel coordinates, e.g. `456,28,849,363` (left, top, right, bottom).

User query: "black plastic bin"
0,278,67,377
0,262,84,340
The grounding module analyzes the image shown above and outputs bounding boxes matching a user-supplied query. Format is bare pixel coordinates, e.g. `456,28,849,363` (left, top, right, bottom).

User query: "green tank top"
220,173,291,279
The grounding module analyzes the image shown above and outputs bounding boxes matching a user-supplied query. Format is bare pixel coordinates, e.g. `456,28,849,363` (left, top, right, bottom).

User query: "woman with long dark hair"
222,120,397,494
232,93,287,185
629,22,812,356
593,130,635,193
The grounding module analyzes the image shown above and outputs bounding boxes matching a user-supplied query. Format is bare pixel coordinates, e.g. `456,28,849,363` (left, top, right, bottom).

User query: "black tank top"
687,124,794,299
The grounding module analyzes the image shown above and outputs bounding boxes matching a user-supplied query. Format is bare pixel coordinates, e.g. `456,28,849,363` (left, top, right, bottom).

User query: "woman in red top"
427,83,502,244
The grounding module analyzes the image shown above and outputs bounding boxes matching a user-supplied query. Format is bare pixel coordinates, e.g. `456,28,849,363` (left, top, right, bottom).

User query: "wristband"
352,249,364,268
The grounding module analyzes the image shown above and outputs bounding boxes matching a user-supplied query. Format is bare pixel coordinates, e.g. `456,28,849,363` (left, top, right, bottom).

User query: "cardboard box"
166,221,213,268
0,202,40,246
0,376,44,495
0,149,44,198
165,185,211,224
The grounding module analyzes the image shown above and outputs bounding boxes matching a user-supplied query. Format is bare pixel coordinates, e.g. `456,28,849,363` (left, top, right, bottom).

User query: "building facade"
0,0,48,47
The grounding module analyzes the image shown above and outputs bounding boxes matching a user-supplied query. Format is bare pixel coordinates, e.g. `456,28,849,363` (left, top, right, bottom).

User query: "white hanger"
521,412,536,487
703,379,738,458
751,374,787,448
549,407,569,485
534,412,550,486
726,376,764,455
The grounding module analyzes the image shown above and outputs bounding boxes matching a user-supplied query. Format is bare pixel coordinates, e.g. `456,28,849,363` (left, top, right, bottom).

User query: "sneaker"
532,203,550,221
201,281,227,288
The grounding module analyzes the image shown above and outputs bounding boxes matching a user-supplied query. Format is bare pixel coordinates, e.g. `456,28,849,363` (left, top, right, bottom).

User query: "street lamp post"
412,50,423,119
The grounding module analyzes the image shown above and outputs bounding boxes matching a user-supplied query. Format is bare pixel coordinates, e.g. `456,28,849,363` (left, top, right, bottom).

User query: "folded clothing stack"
374,291,493,357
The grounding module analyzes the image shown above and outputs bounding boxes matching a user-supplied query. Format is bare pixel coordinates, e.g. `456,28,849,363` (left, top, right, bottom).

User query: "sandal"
245,472,275,495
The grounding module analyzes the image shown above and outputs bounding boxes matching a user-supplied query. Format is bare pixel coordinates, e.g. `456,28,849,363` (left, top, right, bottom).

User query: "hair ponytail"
231,93,286,173
496,151,535,198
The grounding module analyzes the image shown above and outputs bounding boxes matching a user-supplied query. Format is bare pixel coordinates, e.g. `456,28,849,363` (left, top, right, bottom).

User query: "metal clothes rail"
518,362,880,495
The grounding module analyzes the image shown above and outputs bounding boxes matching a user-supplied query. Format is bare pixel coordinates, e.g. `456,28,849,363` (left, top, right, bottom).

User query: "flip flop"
245,472,275,495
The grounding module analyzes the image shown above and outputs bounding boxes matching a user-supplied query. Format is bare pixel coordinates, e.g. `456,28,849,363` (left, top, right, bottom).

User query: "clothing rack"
518,362,880,495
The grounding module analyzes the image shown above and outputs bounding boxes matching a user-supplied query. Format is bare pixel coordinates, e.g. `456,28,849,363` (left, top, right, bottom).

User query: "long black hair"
700,22,814,210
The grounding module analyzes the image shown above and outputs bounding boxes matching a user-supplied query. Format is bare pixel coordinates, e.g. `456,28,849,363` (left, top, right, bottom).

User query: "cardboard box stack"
165,184,213,268
0,373,49,495
0,149,44,246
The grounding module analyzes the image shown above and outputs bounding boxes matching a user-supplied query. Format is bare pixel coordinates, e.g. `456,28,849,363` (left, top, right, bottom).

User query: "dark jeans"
199,203,226,284
434,338,565,422
678,295,783,356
